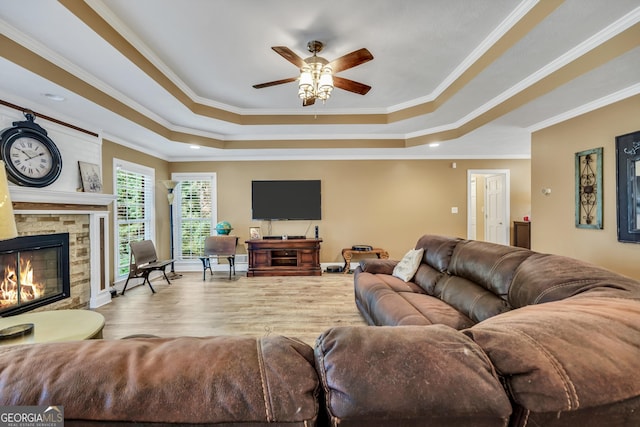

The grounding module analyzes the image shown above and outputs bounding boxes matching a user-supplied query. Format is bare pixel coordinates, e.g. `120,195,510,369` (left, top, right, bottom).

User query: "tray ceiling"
0,0,638,160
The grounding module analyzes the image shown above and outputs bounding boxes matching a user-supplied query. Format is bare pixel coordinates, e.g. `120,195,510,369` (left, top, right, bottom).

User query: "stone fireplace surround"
9,186,115,312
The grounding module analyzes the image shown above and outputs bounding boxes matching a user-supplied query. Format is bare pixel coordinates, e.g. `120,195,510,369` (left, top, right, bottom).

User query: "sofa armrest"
0,336,320,425
464,297,640,415
358,258,398,275
314,325,512,427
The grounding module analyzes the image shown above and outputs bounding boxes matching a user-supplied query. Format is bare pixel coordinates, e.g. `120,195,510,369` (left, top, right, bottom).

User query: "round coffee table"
0,309,105,346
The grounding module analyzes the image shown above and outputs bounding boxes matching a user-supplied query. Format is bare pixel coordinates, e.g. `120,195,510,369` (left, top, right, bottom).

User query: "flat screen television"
252,180,321,220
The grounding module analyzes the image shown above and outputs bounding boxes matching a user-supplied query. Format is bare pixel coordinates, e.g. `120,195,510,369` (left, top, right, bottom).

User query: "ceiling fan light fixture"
298,60,334,104
318,66,334,99
298,65,314,100
255,41,373,107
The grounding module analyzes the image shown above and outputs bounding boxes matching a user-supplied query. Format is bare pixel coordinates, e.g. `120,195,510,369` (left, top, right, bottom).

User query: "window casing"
113,159,155,280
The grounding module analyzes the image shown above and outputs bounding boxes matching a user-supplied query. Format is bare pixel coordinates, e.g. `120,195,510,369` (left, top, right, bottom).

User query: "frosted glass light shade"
160,180,179,205
160,180,178,190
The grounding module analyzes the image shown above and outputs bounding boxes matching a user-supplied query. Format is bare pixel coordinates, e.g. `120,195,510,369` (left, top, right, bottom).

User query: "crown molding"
528,83,640,133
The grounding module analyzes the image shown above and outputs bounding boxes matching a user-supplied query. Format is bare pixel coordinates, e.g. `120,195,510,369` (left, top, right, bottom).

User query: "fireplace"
0,233,70,316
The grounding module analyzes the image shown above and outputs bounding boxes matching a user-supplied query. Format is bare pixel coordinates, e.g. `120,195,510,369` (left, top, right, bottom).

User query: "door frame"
467,169,510,244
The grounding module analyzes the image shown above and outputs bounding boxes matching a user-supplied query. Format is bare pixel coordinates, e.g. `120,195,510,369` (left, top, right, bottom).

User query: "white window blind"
114,160,155,279
174,175,215,260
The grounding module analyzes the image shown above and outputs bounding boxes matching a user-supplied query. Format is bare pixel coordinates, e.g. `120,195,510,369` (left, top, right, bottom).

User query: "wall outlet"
451,207,458,214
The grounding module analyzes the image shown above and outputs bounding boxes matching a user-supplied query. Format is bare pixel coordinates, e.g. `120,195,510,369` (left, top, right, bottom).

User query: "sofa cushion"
354,271,432,326
354,272,475,328
435,274,511,322
399,292,475,329
0,336,320,425
509,253,640,307
448,240,533,300
315,325,512,427
414,234,461,272
392,248,424,281
464,297,640,414
412,263,445,294
355,268,425,295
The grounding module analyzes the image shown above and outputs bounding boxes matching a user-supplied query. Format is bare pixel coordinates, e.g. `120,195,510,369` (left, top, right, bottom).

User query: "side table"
342,247,389,274
0,309,105,346
513,221,531,249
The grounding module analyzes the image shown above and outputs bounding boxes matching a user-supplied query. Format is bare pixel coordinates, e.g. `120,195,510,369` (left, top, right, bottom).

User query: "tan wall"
101,140,170,279
101,141,529,283
531,94,640,279
170,159,530,263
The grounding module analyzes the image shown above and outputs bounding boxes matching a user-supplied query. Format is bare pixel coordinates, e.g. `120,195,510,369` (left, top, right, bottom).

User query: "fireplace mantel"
10,186,115,210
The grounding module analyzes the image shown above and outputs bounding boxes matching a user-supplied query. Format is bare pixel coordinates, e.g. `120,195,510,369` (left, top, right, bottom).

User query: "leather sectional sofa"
346,234,640,426
1,234,639,426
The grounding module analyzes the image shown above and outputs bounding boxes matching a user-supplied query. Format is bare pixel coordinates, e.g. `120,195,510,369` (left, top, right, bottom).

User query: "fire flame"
0,259,45,307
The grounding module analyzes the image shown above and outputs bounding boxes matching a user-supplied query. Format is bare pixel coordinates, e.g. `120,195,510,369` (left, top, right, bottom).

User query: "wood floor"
95,271,367,346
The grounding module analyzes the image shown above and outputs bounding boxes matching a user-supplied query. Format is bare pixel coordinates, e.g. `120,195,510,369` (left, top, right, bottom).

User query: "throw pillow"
392,248,424,282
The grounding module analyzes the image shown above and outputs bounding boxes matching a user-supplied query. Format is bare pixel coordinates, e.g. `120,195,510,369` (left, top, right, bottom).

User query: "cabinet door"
298,249,318,267
251,250,270,267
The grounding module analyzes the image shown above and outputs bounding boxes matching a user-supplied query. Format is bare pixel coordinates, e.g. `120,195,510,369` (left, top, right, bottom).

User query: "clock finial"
22,109,37,122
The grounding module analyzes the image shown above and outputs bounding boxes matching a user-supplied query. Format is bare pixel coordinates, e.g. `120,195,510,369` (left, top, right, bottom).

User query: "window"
173,174,216,262
113,159,155,280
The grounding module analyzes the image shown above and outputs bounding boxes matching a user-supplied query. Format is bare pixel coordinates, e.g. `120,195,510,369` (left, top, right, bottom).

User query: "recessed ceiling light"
43,93,65,102
428,143,440,148
190,145,201,149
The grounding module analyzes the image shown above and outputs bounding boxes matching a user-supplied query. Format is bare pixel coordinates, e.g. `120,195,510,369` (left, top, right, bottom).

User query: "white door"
469,177,477,240
485,174,508,245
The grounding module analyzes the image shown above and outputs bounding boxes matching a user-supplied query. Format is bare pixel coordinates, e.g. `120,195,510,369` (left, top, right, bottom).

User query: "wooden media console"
246,238,322,277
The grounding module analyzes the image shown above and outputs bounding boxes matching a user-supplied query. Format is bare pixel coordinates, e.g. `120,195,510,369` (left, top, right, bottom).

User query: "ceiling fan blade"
303,97,316,107
329,48,374,73
333,76,371,95
253,77,297,89
272,46,306,68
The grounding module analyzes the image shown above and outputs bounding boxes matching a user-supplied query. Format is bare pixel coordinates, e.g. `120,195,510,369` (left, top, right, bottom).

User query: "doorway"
467,169,510,245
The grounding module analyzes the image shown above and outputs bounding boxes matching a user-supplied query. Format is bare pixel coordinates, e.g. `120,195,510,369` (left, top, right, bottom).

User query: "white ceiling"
0,0,639,161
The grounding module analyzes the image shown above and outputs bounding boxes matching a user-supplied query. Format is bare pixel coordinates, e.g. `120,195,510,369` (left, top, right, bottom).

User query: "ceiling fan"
253,40,374,106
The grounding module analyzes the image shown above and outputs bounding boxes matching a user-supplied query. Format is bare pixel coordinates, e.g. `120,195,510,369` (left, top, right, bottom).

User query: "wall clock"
0,111,62,188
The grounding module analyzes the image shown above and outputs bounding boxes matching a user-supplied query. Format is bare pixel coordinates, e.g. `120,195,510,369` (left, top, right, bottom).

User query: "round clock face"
0,127,62,187
8,136,55,178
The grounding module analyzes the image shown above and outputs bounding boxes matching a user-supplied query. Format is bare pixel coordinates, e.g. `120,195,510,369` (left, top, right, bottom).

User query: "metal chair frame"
122,240,173,294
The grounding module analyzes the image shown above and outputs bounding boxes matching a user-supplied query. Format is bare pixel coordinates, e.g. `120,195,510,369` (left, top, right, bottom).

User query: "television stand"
246,239,322,277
